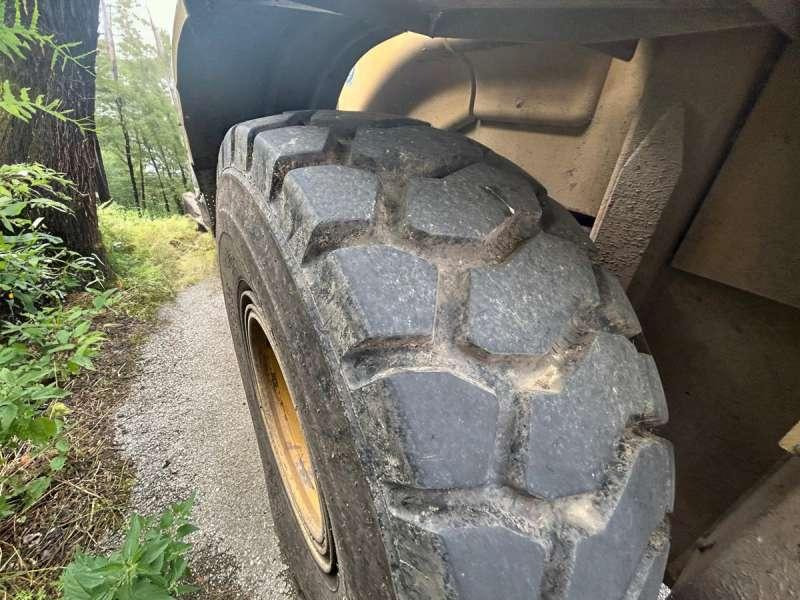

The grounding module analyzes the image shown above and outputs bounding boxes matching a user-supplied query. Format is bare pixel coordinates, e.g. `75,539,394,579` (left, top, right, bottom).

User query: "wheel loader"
171,2,800,598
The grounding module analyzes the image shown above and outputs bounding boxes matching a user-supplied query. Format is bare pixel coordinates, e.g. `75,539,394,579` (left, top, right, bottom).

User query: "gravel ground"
116,277,294,599
115,276,672,600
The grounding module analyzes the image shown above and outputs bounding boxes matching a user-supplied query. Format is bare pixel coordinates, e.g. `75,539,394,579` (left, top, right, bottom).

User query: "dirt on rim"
115,277,295,599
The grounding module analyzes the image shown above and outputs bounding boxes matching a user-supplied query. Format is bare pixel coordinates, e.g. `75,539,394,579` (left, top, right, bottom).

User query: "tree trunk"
93,135,111,203
116,96,141,212
100,0,139,213
0,0,108,262
178,163,188,188
155,139,184,214
135,132,146,210
144,142,170,214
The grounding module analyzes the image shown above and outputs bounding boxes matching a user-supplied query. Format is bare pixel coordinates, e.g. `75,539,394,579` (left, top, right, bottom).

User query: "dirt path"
115,277,294,599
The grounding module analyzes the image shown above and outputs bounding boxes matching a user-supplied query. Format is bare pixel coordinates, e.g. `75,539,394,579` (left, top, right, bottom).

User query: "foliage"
0,290,115,518
0,164,101,316
2,291,115,383
0,197,213,581
0,161,112,517
100,203,216,319
0,0,110,527
61,498,198,600
97,0,190,215
0,0,91,127
0,80,73,124
0,155,110,524
0,5,207,596
0,299,138,598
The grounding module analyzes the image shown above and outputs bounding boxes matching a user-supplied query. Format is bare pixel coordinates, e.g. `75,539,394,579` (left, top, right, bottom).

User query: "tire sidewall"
215,173,395,600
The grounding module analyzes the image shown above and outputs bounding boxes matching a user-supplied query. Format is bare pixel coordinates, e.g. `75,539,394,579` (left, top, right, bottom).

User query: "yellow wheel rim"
244,299,334,573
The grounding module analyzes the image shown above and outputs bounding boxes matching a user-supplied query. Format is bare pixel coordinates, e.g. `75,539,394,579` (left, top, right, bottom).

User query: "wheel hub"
243,299,335,574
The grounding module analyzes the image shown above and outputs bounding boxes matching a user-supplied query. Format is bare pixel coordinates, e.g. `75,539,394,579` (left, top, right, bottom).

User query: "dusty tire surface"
215,110,674,600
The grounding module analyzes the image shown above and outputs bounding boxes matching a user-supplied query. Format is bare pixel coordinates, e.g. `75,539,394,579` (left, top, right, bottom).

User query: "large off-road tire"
216,110,674,600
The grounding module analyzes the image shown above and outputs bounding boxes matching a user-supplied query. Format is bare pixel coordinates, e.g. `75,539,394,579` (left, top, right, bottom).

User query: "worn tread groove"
217,110,673,600
267,130,343,202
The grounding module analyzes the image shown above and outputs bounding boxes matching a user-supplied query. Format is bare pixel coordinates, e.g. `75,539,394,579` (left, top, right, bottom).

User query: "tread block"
443,526,545,600
250,126,331,195
312,245,437,353
484,151,548,197
638,354,669,426
404,163,542,243
624,537,670,600
541,195,595,253
390,516,451,600
466,233,599,356
219,127,234,175
355,371,498,488
283,165,378,262
309,109,427,130
350,126,484,178
510,333,661,498
389,516,546,600
232,112,312,172
595,265,642,336
566,439,674,600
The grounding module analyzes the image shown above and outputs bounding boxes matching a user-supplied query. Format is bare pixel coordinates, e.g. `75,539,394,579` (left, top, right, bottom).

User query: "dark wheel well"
176,2,397,208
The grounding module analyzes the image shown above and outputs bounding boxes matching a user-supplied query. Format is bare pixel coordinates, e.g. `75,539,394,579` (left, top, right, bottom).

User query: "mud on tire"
216,110,674,600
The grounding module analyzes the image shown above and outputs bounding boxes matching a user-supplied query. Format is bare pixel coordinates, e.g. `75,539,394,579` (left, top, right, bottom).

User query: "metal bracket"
591,103,685,289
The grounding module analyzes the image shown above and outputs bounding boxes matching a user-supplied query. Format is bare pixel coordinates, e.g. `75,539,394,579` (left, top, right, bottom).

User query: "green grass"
100,204,216,319
11,591,47,600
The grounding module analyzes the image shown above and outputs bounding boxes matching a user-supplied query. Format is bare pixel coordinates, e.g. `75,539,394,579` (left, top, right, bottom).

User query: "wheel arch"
173,0,770,206
174,0,398,201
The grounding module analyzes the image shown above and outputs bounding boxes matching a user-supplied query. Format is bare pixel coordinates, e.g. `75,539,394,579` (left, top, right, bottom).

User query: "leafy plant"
2,291,114,380
61,498,199,600
0,163,102,316
0,290,115,517
0,79,71,122
0,164,108,518
0,0,92,127
0,365,67,517
0,356,68,447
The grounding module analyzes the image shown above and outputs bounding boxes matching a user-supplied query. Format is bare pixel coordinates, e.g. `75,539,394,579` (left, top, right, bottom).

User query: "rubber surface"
216,110,674,600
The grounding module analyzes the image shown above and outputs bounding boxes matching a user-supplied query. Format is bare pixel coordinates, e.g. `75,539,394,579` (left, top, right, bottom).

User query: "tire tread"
218,110,673,600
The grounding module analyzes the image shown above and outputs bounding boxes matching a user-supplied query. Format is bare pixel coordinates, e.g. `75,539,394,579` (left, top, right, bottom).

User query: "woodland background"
1,1,214,597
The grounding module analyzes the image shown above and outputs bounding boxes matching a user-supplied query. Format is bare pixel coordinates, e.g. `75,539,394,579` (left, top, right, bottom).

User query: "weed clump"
61,499,198,599
100,204,216,320
1,200,215,596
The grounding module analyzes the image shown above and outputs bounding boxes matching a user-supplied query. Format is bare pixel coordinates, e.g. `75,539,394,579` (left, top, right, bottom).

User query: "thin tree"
146,7,180,127
147,4,193,208
0,0,109,260
95,0,192,212
177,163,188,188
144,141,170,214
154,137,183,214
100,0,139,213
134,130,145,209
